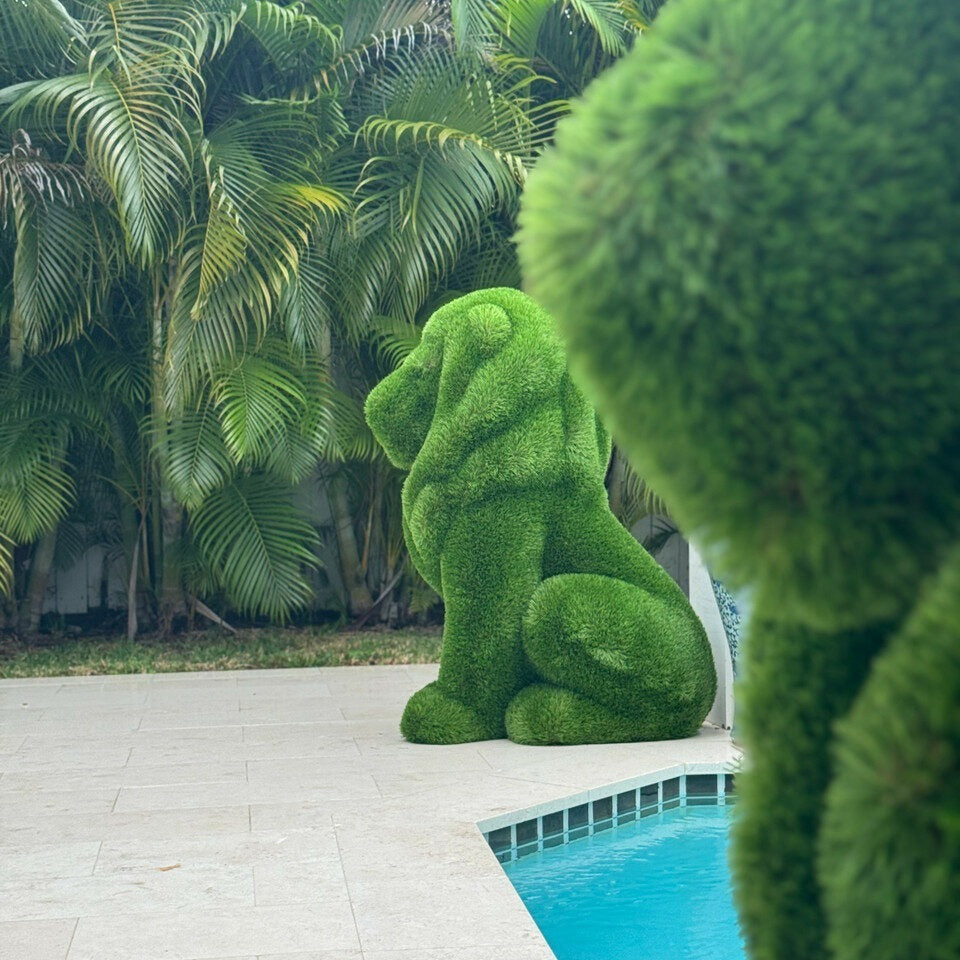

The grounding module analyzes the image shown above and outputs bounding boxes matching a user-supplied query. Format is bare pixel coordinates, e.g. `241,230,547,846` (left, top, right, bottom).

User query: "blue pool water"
502,805,745,960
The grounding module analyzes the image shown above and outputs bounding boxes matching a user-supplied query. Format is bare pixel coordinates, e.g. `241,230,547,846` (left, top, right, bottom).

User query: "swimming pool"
502,804,744,960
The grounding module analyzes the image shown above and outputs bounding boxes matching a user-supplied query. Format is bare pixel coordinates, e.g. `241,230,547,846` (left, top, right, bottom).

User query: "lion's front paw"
400,681,506,744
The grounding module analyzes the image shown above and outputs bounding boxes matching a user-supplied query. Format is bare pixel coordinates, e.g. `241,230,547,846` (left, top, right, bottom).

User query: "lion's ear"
466,303,512,357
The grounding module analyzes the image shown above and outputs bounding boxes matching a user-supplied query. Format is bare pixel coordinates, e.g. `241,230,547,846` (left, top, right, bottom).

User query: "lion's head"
366,287,610,484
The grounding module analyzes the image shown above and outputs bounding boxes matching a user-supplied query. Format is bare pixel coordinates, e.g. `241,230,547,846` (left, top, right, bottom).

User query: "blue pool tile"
592,797,613,822
686,774,719,798
516,818,538,845
542,810,564,839
488,827,512,854
640,783,659,808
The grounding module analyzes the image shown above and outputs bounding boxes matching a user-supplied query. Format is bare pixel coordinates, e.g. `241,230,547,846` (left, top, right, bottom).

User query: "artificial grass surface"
366,287,715,746
518,0,960,954
0,626,442,678
518,0,960,635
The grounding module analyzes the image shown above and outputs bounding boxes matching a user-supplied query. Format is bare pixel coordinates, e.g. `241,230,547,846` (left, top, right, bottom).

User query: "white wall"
687,544,735,729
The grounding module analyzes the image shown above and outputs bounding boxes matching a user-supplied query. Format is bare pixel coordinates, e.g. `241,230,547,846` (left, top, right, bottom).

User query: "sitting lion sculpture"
364,287,715,745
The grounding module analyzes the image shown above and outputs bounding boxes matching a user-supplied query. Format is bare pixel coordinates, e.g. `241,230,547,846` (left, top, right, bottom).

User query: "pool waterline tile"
482,768,736,862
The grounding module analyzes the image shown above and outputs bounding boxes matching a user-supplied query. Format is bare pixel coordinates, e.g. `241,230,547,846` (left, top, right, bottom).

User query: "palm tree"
0,0,654,635
316,0,653,617
0,1,348,632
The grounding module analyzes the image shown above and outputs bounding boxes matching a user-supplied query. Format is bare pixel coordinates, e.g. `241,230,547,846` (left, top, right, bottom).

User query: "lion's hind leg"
506,573,715,745
506,682,677,745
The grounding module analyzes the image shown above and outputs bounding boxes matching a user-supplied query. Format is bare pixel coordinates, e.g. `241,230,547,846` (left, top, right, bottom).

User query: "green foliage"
213,352,307,463
0,0,650,631
162,399,234,510
0,0,86,85
366,288,714,744
520,572,713,740
518,0,960,954
729,608,885,960
0,357,89,542
2,60,194,267
190,473,319,621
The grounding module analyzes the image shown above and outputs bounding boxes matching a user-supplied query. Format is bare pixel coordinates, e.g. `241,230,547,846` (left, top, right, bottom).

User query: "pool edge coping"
477,758,740,835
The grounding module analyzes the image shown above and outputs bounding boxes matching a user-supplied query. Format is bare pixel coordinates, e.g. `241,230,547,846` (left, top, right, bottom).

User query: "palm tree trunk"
157,485,185,634
329,474,373,617
9,309,24,371
18,528,56,635
150,269,186,635
126,527,140,641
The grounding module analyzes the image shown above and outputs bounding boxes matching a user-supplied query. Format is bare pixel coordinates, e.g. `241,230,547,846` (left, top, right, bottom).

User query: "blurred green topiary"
518,0,960,956
365,287,716,746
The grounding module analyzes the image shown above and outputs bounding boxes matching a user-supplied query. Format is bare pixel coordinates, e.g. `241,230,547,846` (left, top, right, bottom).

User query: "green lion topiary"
364,287,716,746
517,0,960,957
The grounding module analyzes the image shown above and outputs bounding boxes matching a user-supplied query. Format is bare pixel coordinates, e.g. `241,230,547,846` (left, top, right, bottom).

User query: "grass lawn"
0,625,442,679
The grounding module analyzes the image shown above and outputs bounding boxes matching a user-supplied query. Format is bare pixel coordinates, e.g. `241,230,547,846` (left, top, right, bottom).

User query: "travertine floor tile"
1,804,251,845
0,918,77,960
67,903,361,960
1,666,737,960
363,948,553,960
0,760,247,791
114,775,379,813
0,841,101,881
0,866,254,922
94,830,340,875
348,876,545,953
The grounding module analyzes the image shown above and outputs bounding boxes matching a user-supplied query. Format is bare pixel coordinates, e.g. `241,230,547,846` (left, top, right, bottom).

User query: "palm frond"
260,421,323,484
640,515,679,555
0,355,105,447
160,397,235,509
0,0,87,83
437,217,521,293
480,0,636,59
87,325,152,407
608,449,669,528
190,472,319,620
300,0,448,93
313,381,380,462
449,0,497,55
561,1,634,55
0,420,73,542
278,240,335,361
3,68,194,264
11,192,99,351
367,314,422,369
0,352,108,549
485,0,554,59
0,130,88,223
164,100,347,404
342,49,557,324
239,0,341,72
80,0,214,76
212,351,307,463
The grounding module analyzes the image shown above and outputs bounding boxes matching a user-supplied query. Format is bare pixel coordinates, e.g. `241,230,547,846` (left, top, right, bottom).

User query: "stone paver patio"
0,664,738,960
